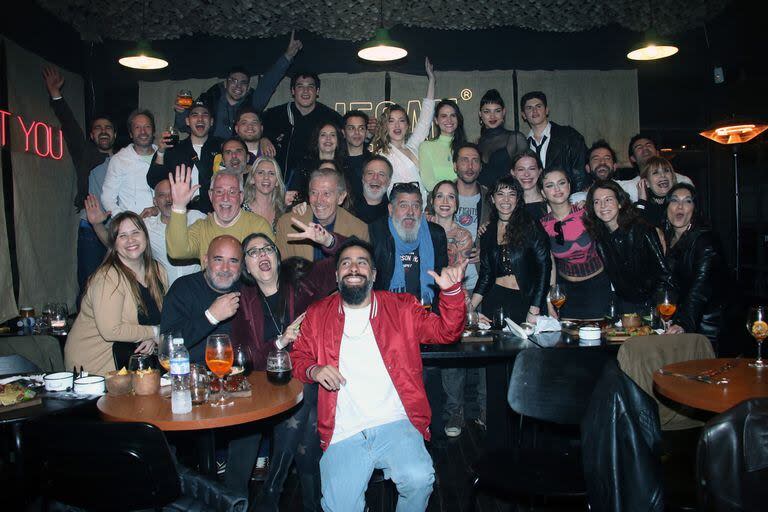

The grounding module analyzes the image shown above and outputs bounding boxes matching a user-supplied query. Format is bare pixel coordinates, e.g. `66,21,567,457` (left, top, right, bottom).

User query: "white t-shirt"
330,305,408,445
618,172,694,202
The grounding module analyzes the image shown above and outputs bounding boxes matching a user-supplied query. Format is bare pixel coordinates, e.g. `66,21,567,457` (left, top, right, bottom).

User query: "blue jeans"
319,419,434,512
441,367,486,418
77,220,106,295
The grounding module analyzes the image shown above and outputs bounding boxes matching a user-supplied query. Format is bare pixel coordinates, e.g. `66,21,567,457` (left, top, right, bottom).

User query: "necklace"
262,292,285,337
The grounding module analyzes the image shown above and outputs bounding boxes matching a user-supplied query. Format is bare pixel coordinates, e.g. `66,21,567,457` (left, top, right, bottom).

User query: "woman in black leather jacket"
663,184,725,342
584,179,674,315
471,176,551,324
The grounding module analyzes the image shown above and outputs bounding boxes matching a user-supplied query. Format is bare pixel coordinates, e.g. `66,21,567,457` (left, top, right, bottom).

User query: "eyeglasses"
227,78,249,87
554,220,564,245
212,188,241,198
246,245,276,258
391,181,420,193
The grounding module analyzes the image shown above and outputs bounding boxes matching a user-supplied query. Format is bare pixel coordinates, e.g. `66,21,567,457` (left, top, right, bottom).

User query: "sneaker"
474,409,486,430
444,413,464,437
216,460,227,475
251,456,269,481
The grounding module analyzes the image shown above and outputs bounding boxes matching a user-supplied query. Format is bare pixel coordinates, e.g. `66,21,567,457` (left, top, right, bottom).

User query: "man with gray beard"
368,182,448,305
353,156,392,223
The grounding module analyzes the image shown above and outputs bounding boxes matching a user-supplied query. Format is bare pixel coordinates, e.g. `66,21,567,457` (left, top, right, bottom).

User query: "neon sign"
0,109,64,160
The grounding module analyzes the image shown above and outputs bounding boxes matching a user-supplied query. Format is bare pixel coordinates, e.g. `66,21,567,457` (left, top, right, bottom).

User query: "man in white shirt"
291,238,466,511
101,109,157,215
620,133,693,202
144,179,205,287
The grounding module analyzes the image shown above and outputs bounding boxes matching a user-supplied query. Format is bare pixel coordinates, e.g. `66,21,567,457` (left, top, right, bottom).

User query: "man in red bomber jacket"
291,237,466,511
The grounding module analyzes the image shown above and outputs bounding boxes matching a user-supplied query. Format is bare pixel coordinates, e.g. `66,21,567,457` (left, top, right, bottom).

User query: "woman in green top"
419,99,468,191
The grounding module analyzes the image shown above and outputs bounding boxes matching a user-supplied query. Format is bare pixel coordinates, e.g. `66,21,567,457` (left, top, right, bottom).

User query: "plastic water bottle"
170,336,192,414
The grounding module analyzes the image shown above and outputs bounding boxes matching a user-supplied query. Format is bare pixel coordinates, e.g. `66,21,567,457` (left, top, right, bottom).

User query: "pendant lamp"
627,1,678,61
119,1,168,70
358,2,407,62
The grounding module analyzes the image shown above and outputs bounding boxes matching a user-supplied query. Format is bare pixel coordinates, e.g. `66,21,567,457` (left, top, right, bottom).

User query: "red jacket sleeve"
290,304,320,383
415,282,466,345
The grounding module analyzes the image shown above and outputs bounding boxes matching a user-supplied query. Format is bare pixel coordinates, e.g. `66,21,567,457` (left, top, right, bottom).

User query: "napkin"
0,373,45,385
534,316,562,334
503,318,529,339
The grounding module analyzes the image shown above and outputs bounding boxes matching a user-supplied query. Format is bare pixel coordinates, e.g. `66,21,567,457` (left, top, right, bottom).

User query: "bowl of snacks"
105,367,132,395
621,313,642,329
131,368,161,395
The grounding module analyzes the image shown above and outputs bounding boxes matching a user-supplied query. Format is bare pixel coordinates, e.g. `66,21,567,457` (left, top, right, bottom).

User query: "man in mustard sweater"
167,165,273,263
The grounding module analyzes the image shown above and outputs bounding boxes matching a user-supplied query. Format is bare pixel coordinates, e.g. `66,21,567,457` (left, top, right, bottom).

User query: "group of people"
49,37,728,510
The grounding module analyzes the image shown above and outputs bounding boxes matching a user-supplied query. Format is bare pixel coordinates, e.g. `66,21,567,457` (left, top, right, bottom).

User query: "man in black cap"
147,100,221,213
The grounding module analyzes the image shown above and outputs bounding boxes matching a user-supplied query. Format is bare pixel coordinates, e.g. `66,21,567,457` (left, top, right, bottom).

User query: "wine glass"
206,334,234,407
41,303,55,330
655,288,678,332
466,310,480,330
747,305,767,368
231,344,252,377
549,284,567,318
157,333,174,374
266,349,292,385
50,303,68,333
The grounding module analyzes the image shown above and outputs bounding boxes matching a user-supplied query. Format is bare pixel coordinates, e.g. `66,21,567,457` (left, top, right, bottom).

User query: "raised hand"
425,57,434,81
84,194,110,225
427,259,468,290
169,164,201,210
279,312,306,347
637,178,648,201
284,30,303,59
291,201,308,216
42,65,65,98
286,217,334,247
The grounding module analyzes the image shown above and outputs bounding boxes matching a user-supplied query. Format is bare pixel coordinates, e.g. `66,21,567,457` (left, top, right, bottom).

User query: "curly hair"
370,104,409,155
583,179,640,241
488,176,535,248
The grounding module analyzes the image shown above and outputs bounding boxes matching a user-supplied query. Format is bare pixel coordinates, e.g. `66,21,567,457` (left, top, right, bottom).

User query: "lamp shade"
627,31,678,61
119,40,168,70
358,28,408,62
699,118,768,145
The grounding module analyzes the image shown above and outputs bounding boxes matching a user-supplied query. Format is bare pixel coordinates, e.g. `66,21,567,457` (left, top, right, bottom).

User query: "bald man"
160,235,244,364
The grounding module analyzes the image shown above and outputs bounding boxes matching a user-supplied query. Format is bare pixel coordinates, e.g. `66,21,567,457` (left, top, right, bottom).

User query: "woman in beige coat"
65,210,167,375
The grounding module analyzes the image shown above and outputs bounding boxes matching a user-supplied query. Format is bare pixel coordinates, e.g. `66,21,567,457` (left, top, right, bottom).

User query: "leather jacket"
582,360,665,512
595,221,675,305
473,219,551,310
665,226,726,340
696,398,768,511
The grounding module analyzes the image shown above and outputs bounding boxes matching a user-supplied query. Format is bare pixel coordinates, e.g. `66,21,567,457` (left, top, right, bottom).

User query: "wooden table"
653,358,768,413
97,372,303,431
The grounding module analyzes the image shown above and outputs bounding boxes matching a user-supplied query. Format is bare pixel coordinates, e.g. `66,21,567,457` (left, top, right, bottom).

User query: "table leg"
197,429,216,476
485,361,512,451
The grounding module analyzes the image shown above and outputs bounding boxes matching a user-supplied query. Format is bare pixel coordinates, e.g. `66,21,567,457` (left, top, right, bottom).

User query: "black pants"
254,383,321,512
557,271,612,319
481,285,527,324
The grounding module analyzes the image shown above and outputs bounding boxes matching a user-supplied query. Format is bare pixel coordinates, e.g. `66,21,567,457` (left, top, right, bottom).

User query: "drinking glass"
466,310,480,330
190,364,211,405
492,307,506,331
176,89,193,109
266,349,292,385
41,303,55,329
655,288,678,331
206,334,234,406
157,333,174,373
231,344,252,377
747,305,767,368
166,124,179,146
128,353,153,372
420,297,432,312
549,284,567,318
50,303,68,333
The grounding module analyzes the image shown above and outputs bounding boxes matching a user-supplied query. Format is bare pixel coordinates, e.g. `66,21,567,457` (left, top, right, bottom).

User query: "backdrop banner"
516,69,640,167
140,69,637,154
0,40,18,322
4,37,83,316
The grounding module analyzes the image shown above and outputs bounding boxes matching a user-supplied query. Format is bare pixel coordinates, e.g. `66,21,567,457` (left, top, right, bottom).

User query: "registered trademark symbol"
460,89,472,101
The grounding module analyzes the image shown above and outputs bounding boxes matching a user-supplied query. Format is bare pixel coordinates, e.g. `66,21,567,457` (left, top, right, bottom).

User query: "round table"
653,358,768,413
97,372,303,431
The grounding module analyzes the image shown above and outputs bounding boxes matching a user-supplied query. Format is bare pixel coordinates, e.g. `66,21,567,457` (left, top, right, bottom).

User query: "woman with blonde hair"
243,156,288,229
635,155,677,227
371,57,436,203
66,211,167,374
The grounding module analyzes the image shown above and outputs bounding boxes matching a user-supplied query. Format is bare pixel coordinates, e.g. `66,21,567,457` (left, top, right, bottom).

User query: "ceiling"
38,0,730,42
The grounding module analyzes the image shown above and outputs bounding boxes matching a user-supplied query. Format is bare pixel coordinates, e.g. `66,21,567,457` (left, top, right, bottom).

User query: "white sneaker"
444,413,464,437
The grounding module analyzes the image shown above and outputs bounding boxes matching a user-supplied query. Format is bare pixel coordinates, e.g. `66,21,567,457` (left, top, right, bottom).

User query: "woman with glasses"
635,156,678,227
419,99,468,192
584,179,675,315
471,176,551,325
538,168,610,319
476,89,528,188
242,157,287,230
662,184,726,342
371,57,436,203
231,226,340,511
65,211,167,375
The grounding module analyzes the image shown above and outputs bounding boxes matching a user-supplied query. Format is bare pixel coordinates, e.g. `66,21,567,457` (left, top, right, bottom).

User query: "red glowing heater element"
0,110,64,160
700,123,768,145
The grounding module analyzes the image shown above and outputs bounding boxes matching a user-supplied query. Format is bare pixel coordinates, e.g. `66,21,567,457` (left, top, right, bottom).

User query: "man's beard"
392,216,420,243
205,270,238,293
363,183,386,202
339,276,373,305
593,165,614,180
223,163,246,174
